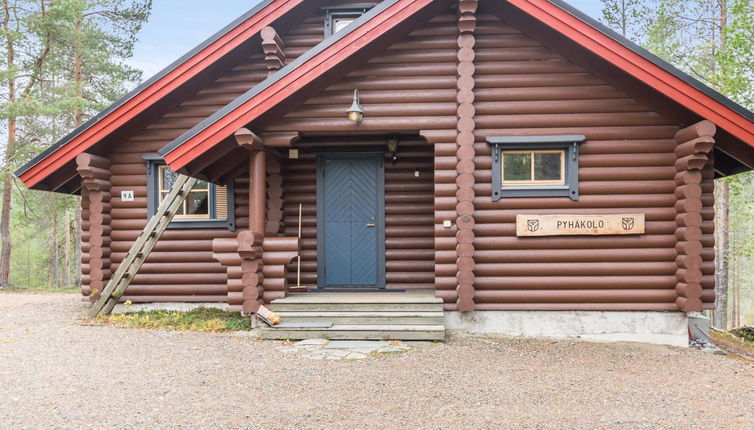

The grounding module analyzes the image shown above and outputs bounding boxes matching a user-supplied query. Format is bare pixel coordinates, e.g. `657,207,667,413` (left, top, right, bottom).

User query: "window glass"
502,150,564,185
333,16,355,33
187,191,209,216
534,152,563,181
158,165,210,219
503,152,531,182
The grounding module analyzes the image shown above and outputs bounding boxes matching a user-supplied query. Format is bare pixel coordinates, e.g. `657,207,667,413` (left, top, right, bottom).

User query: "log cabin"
16,0,754,344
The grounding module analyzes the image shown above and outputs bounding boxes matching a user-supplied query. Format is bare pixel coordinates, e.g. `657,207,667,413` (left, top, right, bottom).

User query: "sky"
128,0,604,82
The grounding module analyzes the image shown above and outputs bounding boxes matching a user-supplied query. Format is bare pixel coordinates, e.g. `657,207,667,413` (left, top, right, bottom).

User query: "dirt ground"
1,292,753,430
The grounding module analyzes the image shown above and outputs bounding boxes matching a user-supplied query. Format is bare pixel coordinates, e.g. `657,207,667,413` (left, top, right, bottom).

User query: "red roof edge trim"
18,0,305,188
506,0,754,147
162,0,437,171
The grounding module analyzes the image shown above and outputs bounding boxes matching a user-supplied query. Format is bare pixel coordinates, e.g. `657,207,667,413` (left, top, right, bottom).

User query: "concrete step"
275,311,445,325
260,324,446,341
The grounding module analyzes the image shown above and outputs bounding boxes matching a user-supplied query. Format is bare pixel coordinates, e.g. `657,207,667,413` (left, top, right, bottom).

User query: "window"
145,156,235,230
502,150,565,186
487,135,585,201
324,6,370,37
333,15,357,33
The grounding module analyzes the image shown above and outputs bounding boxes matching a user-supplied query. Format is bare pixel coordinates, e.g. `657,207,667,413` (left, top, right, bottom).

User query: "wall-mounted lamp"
346,89,364,124
387,135,399,164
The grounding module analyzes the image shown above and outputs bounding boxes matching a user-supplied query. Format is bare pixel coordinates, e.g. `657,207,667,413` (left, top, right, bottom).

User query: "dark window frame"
323,5,371,37
487,135,586,202
144,154,235,230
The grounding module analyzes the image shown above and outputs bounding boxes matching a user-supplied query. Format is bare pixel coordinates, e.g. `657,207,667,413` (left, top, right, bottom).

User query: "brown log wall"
77,1,718,311
457,10,715,311
261,6,718,311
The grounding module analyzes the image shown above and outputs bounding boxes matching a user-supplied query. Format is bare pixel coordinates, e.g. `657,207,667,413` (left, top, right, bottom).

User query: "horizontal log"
130,273,226,284
122,284,226,295
120,296,226,303
473,276,677,290
470,248,677,263
473,303,677,311
474,289,676,303
474,235,676,250
468,262,676,277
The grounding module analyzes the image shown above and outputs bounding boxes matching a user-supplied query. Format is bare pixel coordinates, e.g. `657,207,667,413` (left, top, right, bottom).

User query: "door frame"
315,152,386,289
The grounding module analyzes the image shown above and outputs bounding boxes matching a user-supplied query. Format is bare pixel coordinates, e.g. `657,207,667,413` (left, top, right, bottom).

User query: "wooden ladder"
88,174,198,317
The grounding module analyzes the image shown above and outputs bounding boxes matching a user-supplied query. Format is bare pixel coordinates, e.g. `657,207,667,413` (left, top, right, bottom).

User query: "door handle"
366,223,375,227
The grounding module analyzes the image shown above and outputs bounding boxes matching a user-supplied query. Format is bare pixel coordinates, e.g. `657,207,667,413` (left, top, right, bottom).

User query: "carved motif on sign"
516,214,645,236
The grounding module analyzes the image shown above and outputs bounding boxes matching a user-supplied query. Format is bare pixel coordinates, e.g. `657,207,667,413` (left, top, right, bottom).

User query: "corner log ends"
212,236,299,313
673,120,715,312
261,26,285,75
455,0,478,312
76,153,113,302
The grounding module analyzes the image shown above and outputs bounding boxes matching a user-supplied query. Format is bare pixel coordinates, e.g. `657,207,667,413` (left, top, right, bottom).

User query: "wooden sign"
516,214,645,237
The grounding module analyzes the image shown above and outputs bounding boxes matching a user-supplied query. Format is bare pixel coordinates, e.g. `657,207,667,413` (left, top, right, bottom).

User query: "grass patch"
730,326,754,343
710,329,754,359
1,286,78,294
95,307,252,332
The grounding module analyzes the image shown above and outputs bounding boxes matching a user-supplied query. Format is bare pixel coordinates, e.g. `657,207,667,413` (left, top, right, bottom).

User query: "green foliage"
600,0,754,110
731,326,754,342
1,0,151,289
95,308,253,332
601,0,647,36
9,184,77,288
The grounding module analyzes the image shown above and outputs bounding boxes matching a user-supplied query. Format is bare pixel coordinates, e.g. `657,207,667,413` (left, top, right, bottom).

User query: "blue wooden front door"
318,154,384,287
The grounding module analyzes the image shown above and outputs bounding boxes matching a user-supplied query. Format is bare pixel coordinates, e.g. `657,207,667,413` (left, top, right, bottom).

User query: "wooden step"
260,324,446,341
263,291,446,341
275,311,445,325
270,302,442,312
272,292,444,304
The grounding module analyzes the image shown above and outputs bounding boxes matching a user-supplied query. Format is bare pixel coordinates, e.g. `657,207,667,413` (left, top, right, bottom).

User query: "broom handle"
296,203,302,287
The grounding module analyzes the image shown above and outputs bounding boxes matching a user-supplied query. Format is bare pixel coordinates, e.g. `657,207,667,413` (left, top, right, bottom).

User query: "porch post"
250,150,267,233
236,128,267,314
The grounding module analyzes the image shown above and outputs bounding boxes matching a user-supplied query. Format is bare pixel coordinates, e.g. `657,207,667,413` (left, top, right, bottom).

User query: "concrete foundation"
445,311,689,347
111,302,227,314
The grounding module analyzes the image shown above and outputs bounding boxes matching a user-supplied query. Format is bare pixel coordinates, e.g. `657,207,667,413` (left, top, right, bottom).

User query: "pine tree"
0,0,151,288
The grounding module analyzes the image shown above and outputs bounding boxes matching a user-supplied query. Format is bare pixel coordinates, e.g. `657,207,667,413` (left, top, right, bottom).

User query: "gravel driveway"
1,292,753,429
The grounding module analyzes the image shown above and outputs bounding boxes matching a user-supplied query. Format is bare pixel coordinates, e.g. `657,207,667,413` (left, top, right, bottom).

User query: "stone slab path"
278,339,436,359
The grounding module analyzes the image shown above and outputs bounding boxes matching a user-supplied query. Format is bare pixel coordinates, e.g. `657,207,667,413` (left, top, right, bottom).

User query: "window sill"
496,185,576,200
166,219,235,230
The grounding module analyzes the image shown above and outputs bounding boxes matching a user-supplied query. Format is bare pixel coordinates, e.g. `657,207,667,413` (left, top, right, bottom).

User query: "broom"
290,203,307,292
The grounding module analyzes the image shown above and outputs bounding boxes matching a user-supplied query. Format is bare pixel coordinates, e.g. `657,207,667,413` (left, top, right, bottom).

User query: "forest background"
0,0,751,329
